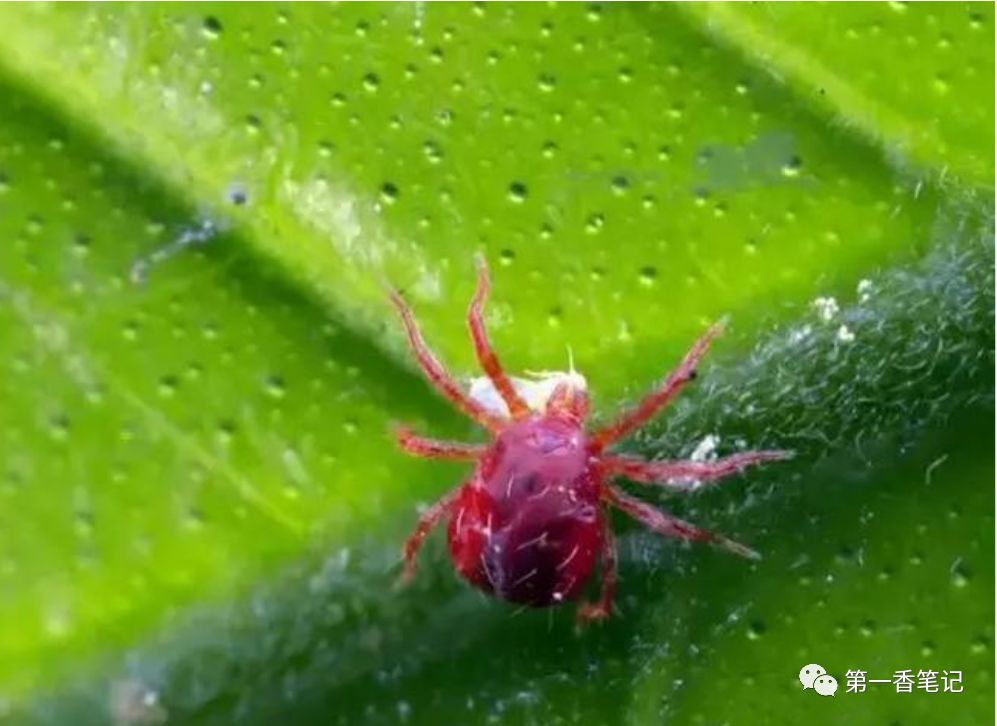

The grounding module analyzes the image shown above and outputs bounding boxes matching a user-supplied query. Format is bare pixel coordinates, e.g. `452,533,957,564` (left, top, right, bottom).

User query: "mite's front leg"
388,288,503,432
589,320,725,451
467,255,531,419
394,425,486,461
603,450,791,492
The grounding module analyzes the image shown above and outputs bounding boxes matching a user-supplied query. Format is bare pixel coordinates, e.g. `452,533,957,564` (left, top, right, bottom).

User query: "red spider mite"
388,257,790,621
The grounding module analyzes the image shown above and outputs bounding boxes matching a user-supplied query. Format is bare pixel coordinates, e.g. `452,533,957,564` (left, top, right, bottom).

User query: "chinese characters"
844,669,963,694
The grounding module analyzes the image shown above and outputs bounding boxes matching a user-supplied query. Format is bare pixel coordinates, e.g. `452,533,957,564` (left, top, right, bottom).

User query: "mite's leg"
394,425,486,460
589,320,725,451
467,256,531,419
603,484,759,560
603,450,792,492
401,487,462,584
389,288,502,432
576,516,618,623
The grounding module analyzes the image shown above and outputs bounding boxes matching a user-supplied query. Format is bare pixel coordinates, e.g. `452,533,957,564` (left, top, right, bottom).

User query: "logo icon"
814,674,838,696
800,664,837,697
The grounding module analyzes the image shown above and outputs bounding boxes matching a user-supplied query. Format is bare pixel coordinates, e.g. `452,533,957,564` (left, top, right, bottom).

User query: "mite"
388,257,790,621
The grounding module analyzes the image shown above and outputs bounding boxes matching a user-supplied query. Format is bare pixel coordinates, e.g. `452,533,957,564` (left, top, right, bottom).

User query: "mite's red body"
449,416,601,606
389,258,789,621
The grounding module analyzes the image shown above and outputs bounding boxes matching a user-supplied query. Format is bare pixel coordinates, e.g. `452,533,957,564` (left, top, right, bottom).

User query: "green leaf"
0,3,991,724
680,2,995,188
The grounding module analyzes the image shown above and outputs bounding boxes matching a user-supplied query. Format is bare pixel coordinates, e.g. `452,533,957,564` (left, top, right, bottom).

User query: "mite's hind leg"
603,485,759,560
576,516,618,623
401,488,462,584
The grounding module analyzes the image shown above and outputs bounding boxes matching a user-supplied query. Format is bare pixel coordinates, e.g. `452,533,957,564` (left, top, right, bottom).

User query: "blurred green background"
0,3,992,724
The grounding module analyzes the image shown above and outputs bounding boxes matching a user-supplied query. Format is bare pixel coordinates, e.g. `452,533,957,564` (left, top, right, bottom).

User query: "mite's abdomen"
447,482,603,606
446,415,603,607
